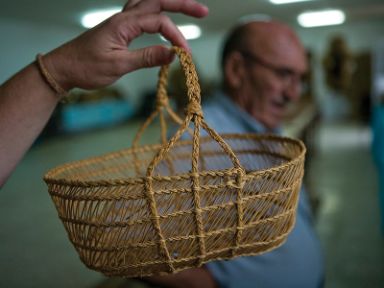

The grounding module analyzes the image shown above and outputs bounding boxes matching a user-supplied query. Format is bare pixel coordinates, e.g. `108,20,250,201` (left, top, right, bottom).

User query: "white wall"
0,18,82,83
0,18,156,108
1,17,384,113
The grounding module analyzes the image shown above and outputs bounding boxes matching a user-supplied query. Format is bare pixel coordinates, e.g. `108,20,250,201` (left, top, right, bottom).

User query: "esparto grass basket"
44,47,306,278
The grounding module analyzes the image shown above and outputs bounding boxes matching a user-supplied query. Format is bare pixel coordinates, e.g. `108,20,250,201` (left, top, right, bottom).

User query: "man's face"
236,30,307,130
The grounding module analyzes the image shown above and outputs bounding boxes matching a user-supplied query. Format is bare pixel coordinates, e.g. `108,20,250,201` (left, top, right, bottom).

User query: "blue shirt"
202,91,324,288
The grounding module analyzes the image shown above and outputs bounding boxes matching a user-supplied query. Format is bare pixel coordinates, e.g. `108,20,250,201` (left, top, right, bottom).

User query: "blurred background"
1,0,384,287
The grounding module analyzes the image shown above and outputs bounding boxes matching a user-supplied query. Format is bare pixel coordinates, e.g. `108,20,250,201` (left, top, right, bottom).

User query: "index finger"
124,0,209,18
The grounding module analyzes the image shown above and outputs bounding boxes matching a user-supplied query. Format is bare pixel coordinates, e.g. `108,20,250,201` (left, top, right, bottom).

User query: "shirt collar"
212,90,281,134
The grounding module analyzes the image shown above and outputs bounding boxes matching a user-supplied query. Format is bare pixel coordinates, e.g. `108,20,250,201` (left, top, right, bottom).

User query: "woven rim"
44,133,305,187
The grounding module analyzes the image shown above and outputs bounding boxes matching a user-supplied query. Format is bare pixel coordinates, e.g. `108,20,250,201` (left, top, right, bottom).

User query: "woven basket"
44,47,306,278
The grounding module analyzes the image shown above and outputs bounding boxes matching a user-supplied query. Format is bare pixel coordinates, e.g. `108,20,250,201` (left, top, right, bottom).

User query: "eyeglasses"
239,50,305,90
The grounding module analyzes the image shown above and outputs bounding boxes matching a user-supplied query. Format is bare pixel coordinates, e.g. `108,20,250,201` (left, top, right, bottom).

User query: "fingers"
124,0,209,18
123,45,175,72
55,0,209,89
119,11,188,70
119,0,209,52
121,13,189,49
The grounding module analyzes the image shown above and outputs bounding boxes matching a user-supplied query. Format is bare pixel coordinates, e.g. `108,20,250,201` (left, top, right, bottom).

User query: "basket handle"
146,46,245,177
131,62,187,149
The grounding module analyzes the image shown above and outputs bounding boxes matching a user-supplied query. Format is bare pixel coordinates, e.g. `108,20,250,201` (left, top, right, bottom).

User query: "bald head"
221,20,306,72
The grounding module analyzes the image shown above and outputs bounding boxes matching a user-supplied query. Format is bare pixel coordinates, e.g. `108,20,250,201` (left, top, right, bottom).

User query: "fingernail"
163,45,176,61
200,3,209,13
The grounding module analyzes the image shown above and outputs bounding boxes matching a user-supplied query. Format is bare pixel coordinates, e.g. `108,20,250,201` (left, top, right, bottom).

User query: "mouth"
268,96,292,119
272,100,287,109
271,97,290,111
274,95,291,107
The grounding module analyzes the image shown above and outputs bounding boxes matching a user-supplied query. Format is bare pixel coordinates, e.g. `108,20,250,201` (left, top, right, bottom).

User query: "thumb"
124,45,175,72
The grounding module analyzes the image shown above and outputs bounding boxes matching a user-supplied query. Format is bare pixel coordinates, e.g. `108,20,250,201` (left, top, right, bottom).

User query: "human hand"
43,0,208,91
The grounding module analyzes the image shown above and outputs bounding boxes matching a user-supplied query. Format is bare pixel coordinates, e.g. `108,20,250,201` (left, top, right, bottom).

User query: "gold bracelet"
36,54,68,97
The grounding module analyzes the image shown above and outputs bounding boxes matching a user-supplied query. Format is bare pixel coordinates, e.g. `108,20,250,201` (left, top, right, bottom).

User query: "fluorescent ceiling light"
160,24,202,41
270,0,314,4
178,24,201,40
298,9,346,27
81,8,121,28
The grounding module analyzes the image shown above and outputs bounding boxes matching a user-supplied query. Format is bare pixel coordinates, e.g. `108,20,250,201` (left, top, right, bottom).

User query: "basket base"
85,236,288,278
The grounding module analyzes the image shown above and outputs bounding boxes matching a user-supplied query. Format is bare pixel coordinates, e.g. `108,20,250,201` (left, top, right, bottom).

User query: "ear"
224,52,246,90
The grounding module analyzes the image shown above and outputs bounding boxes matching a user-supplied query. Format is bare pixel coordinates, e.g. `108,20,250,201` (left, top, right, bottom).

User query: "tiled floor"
309,121,384,288
1,120,383,288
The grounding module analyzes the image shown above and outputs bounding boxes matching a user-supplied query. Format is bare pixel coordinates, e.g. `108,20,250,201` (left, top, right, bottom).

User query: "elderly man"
149,20,324,288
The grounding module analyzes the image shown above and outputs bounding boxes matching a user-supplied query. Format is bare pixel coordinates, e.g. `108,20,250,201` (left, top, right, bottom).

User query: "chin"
256,115,280,131
261,121,277,131
265,116,282,130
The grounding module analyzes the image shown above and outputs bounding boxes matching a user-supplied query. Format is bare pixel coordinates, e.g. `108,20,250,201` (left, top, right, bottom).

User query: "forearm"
0,60,60,187
0,0,208,188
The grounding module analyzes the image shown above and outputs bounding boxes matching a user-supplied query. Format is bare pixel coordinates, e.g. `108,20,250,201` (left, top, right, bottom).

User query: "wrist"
43,50,75,92
36,54,69,99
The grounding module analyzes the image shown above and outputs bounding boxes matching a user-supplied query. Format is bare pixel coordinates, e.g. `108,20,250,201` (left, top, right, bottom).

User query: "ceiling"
1,0,384,33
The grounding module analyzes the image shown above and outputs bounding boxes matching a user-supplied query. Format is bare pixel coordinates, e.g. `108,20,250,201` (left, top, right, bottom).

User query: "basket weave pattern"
44,47,306,278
